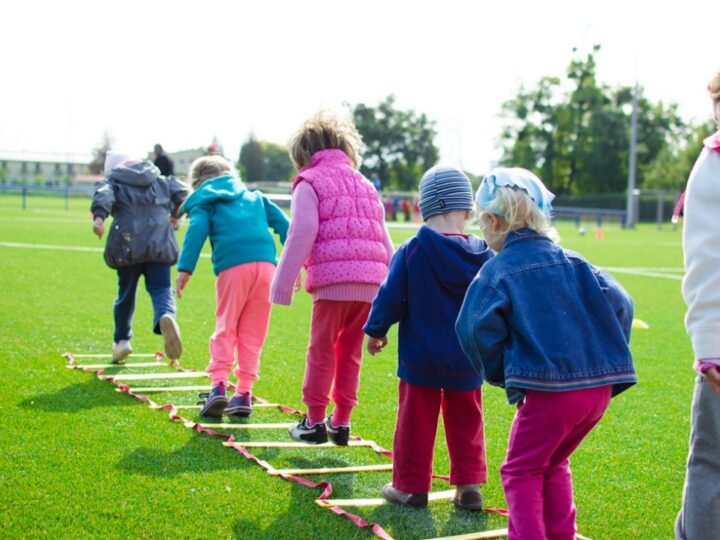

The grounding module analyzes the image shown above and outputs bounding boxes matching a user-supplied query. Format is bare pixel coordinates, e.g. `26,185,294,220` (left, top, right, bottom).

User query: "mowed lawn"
0,195,694,539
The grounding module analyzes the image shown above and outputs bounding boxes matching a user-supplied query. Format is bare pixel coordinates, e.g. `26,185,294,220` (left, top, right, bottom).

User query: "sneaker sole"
200,397,228,418
159,316,182,359
225,406,252,418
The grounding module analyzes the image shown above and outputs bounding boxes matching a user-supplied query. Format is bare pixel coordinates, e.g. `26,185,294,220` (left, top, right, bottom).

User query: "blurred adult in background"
153,143,174,176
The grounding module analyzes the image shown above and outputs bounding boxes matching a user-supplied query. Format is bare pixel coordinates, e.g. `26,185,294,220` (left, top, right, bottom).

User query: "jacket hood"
109,161,160,187
182,175,247,213
416,225,492,292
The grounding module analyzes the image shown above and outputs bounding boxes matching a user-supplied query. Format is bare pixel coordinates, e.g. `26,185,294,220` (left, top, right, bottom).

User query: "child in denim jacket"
456,167,637,540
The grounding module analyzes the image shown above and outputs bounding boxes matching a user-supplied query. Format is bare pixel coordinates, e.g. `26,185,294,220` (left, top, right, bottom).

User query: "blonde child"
364,166,493,510
270,111,393,445
175,156,289,418
456,167,637,539
91,152,188,363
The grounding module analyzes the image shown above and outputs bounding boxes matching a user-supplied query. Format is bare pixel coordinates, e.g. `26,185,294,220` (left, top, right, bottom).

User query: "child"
456,167,637,539
175,155,289,418
270,111,393,445
364,166,494,510
675,68,720,540
91,151,189,363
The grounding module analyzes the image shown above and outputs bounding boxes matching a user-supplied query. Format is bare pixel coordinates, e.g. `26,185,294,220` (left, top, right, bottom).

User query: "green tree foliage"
261,142,294,182
238,135,266,183
499,46,691,195
351,95,440,191
88,131,114,175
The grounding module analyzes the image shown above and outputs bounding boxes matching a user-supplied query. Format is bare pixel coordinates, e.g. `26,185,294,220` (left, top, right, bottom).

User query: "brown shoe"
382,484,428,508
452,484,483,511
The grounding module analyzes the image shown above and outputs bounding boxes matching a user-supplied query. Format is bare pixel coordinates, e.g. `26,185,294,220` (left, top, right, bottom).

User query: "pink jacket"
295,149,389,291
271,149,393,305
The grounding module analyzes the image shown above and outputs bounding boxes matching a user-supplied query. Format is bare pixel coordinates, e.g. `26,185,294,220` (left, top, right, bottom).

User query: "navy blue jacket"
364,226,494,390
456,229,637,404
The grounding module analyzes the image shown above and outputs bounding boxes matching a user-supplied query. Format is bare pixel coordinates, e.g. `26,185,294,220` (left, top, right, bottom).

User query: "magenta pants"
392,380,487,493
207,262,275,393
501,386,611,540
302,300,370,426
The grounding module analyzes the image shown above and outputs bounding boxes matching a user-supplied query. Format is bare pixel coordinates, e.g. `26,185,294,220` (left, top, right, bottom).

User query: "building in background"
0,151,93,186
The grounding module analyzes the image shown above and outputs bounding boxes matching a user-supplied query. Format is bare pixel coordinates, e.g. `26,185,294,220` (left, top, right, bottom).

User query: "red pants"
501,386,611,540
392,380,487,493
303,300,371,426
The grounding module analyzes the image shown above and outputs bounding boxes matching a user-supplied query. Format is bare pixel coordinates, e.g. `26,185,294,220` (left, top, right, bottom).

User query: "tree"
88,131,114,175
350,95,440,191
261,142,294,182
238,135,266,183
498,46,687,195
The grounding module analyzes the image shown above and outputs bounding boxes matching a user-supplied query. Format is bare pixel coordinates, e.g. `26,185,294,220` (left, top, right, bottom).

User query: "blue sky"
1,0,717,174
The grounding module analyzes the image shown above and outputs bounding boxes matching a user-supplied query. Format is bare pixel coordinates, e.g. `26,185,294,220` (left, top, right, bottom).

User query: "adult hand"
93,217,105,239
705,366,720,394
176,271,191,299
366,336,388,356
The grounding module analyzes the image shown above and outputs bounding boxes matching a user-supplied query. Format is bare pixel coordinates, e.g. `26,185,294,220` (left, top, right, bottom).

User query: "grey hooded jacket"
91,161,190,269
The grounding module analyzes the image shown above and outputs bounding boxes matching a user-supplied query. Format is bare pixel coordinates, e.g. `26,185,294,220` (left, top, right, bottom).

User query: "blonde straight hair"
187,155,236,189
479,186,560,243
709,68,720,122
288,110,362,170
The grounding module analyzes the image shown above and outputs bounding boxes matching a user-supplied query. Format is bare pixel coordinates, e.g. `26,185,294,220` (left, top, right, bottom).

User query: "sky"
1,0,718,175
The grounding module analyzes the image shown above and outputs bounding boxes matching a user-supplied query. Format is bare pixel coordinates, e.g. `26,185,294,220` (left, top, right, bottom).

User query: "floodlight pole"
625,81,639,228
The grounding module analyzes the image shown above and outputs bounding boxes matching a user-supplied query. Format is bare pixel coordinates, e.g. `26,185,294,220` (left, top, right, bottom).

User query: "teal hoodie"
177,175,289,275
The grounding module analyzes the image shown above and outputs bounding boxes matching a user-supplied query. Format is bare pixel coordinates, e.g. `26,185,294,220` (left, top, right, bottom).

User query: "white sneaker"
112,340,132,364
159,314,182,359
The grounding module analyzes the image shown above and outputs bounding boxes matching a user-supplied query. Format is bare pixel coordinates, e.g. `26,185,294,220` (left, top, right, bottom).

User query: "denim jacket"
456,229,637,404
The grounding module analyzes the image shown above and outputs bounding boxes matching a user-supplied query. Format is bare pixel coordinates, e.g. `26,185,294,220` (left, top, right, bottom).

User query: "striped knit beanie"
418,166,473,221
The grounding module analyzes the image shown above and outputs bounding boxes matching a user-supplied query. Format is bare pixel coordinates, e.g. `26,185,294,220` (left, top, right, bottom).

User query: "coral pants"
501,386,611,540
303,300,370,426
207,262,274,393
392,380,487,493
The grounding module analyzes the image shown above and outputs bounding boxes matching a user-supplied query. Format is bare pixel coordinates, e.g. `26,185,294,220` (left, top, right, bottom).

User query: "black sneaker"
288,417,328,444
452,484,483,511
198,383,228,418
226,392,252,417
324,416,350,446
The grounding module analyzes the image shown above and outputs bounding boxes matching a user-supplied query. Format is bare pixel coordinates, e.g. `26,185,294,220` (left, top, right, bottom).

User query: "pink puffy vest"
292,149,389,291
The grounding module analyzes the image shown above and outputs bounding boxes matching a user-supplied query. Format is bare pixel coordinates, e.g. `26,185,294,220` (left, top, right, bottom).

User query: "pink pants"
207,262,275,393
501,386,612,540
303,300,370,426
392,380,487,493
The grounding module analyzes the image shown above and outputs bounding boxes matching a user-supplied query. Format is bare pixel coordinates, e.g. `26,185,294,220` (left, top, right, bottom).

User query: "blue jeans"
114,262,176,343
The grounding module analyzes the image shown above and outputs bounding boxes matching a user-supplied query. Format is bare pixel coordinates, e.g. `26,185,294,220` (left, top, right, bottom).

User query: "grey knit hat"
418,166,474,221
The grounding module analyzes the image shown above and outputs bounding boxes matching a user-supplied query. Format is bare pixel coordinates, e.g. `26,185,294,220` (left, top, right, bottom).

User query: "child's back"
365,225,492,389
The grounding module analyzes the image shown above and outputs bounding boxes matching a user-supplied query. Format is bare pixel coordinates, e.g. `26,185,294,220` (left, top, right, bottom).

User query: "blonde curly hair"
709,68,720,121
288,110,363,170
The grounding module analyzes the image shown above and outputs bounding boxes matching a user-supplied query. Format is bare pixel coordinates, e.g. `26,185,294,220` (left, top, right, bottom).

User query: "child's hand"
93,217,104,239
294,272,302,292
366,336,388,356
175,271,191,299
705,366,720,394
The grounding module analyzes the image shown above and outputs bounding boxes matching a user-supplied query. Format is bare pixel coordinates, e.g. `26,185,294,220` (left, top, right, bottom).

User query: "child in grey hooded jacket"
91,151,189,362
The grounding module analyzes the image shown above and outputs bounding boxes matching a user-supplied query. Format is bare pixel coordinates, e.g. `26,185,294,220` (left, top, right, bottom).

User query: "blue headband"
476,167,554,217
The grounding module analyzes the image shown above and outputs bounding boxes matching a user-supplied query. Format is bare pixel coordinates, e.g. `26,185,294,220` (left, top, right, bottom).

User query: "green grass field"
0,195,693,539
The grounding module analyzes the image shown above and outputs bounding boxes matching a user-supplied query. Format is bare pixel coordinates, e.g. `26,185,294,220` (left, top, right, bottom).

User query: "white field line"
605,267,683,281
0,241,211,258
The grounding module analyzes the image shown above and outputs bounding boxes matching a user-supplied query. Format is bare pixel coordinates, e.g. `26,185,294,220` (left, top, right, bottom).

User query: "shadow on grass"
117,435,245,477
18,379,139,412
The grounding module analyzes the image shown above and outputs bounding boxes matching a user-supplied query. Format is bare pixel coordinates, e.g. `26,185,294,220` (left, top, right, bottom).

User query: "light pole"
625,81,639,228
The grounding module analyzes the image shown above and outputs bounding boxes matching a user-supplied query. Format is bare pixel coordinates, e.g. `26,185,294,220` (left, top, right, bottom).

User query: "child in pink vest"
271,111,394,444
